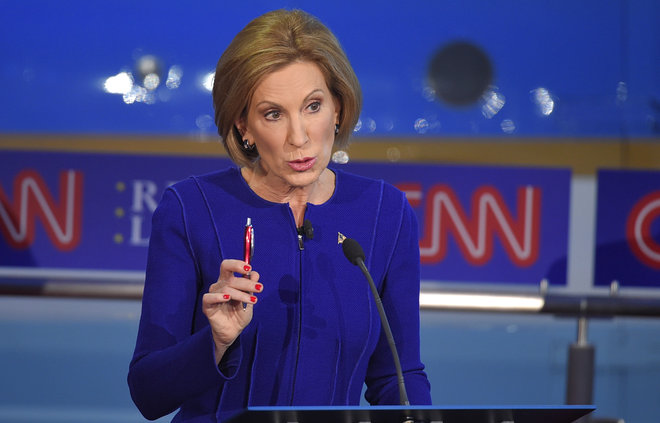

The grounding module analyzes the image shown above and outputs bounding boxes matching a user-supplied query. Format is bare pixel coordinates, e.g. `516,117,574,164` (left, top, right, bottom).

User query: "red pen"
242,218,254,311
244,217,254,267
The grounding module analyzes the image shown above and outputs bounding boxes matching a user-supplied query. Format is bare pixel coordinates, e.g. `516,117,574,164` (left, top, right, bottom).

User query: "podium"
225,405,595,423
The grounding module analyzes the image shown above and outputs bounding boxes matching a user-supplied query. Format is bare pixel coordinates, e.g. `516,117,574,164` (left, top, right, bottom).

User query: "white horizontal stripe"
0,267,144,282
420,292,544,312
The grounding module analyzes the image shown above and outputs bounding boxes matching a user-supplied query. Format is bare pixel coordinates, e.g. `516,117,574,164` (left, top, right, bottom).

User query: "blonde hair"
212,9,362,168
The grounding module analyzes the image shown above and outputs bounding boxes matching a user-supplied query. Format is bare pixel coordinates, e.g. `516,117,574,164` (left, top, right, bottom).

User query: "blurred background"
1,1,659,422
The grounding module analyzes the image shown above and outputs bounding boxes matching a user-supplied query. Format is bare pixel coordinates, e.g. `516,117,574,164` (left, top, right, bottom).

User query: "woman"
128,9,431,422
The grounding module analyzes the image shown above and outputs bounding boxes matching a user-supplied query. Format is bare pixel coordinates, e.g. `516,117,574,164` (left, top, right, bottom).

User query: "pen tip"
246,217,252,225
337,232,346,244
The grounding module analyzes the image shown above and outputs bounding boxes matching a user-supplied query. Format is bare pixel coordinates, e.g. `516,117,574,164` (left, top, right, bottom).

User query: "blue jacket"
128,167,431,422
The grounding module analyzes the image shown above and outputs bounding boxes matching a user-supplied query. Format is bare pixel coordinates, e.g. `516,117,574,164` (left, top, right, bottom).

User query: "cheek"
252,126,282,150
319,125,335,149
319,118,336,139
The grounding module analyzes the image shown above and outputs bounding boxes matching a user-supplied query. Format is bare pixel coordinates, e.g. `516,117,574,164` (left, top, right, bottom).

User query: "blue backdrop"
1,0,659,137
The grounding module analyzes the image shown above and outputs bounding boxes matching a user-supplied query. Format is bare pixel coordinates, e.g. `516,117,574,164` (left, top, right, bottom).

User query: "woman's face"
238,61,340,193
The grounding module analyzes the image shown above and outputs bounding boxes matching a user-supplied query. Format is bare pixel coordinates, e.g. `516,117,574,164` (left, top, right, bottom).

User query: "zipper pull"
298,234,304,250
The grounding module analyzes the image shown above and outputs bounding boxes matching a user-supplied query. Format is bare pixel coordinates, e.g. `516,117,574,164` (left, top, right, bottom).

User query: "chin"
285,169,322,188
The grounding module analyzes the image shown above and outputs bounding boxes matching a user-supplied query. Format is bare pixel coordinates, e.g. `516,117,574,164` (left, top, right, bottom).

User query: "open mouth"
287,157,316,172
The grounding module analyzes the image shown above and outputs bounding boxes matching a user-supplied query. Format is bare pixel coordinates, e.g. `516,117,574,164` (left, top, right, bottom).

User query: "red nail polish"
223,294,230,300
250,296,257,303
244,265,251,272
255,284,262,291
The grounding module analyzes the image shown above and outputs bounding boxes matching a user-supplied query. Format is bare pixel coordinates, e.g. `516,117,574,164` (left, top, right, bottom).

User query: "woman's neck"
240,166,335,227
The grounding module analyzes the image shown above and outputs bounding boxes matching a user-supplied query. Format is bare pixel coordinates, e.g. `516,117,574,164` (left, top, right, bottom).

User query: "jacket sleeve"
127,187,241,420
364,192,432,405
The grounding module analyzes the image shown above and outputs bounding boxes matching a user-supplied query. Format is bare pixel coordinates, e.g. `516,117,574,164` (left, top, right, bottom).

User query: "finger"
202,292,232,310
223,286,259,305
211,260,253,292
238,278,263,293
223,272,262,292
210,276,262,296
246,270,260,282
219,259,253,279
239,270,261,291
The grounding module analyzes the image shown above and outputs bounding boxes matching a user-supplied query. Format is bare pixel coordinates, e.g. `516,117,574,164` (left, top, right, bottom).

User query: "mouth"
287,157,316,172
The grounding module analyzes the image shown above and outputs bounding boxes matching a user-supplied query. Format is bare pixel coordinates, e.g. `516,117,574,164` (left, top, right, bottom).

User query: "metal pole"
566,316,595,422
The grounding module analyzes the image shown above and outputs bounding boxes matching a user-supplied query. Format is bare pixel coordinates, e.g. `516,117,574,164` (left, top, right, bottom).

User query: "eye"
265,110,281,121
307,101,321,113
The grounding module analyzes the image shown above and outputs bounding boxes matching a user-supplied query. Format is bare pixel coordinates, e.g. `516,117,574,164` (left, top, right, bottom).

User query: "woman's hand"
202,259,262,364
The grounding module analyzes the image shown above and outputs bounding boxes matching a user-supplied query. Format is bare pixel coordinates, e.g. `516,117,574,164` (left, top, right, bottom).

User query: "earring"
334,124,339,135
242,139,255,151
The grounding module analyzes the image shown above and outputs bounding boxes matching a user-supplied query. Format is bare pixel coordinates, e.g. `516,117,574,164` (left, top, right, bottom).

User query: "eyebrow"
254,88,325,109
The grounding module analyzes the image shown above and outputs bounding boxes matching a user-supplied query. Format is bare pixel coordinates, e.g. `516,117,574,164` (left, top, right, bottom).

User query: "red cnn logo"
0,169,84,251
398,183,541,267
626,191,660,269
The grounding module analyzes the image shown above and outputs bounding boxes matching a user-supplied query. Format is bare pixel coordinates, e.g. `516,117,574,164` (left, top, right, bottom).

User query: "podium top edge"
247,405,596,411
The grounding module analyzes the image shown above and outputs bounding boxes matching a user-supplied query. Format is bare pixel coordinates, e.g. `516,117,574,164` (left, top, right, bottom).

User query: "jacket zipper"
290,230,304,404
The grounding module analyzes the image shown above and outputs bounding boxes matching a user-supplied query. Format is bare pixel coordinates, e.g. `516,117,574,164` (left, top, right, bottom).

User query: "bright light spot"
166,65,183,89
201,71,214,92
123,85,148,104
616,81,628,104
364,117,377,133
481,87,506,119
386,147,401,162
104,72,134,94
195,114,213,130
422,85,436,102
353,119,362,133
142,92,156,104
143,73,160,90
137,55,160,78
414,118,429,134
501,119,516,133
331,150,349,164
531,87,554,116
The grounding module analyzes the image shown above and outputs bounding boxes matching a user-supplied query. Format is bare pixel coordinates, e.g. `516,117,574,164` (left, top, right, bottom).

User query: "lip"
287,157,316,172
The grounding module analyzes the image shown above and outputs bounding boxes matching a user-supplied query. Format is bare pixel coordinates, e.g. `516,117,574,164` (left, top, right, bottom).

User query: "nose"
286,114,309,147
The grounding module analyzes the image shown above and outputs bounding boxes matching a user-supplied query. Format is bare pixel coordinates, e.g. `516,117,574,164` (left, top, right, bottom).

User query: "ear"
234,119,246,138
333,97,341,126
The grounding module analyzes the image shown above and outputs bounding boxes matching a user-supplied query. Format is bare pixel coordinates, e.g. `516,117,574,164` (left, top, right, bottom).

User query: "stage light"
531,87,555,116
104,72,134,95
